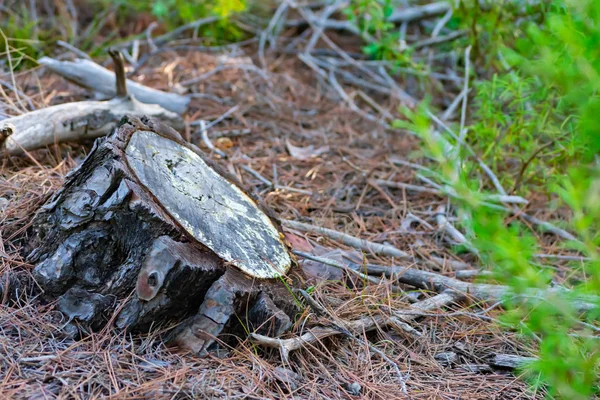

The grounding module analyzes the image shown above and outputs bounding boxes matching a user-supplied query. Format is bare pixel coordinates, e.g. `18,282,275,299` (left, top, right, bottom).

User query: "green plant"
395,1,600,397
454,0,550,71
0,7,47,70
104,0,247,43
466,72,576,194
343,0,416,64
397,105,600,400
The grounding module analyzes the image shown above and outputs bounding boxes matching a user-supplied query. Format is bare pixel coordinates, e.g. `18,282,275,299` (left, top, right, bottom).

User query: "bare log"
0,96,184,155
38,56,190,114
1,50,185,156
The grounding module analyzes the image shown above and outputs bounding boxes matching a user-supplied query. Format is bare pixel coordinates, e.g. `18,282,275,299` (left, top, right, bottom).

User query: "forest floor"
0,2,559,399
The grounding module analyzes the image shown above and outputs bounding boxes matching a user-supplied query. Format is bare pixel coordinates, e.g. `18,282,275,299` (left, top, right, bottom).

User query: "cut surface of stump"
27,116,302,355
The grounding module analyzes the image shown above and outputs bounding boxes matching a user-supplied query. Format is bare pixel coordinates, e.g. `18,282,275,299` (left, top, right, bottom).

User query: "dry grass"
0,4,561,399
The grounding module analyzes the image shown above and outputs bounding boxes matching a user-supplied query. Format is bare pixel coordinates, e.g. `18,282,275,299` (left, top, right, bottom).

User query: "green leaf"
152,1,169,18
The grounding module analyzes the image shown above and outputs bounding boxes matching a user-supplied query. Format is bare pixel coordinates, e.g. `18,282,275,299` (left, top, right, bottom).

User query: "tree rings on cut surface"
125,130,291,279
27,116,302,353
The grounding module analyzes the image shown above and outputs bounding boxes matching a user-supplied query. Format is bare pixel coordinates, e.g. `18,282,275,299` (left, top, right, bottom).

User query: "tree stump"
27,116,303,355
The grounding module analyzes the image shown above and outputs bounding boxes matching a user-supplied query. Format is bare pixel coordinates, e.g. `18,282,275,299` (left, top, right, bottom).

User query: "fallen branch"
373,178,528,205
197,120,227,158
455,269,493,280
283,219,470,270
1,51,184,155
293,251,597,315
250,289,460,362
286,1,451,32
434,205,477,255
281,219,411,259
388,1,451,23
411,30,467,50
38,56,190,114
490,354,536,370
144,16,220,48
361,263,598,315
240,166,314,196
300,288,409,394
0,97,184,155
293,250,404,294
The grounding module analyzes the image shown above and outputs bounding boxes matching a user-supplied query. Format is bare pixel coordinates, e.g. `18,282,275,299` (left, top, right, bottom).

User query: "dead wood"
38,56,190,114
285,1,451,31
361,263,598,315
282,219,411,259
0,50,185,156
26,116,303,355
250,290,461,362
282,220,470,270
490,354,536,370
0,96,184,155
292,251,597,315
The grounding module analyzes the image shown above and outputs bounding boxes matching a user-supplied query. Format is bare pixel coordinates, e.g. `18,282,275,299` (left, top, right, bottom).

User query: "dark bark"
26,116,303,355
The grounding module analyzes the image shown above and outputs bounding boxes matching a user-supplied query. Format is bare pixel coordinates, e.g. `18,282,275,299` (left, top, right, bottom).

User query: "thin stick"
293,250,403,294
318,306,407,393
431,7,453,37
441,86,467,121
434,205,479,257
327,70,384,126
0,80,35,111
374,178,528,205
146,22,159,52
198,120,227,159
240,165,273,186
362,262,597,314
520,213,578,242
304,0,347,54
284,1,451,30
258,10,275,68
115,16,220,49
458,46,472,144
57,40,91,60
240,165,314,195
285,218,469,270
371,179,441,196
191,105,240,129
211,128,251,138
282,220,411,259
411,31,467,50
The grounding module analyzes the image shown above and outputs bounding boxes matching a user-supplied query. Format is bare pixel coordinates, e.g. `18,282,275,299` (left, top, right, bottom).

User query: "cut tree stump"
27,115,303,355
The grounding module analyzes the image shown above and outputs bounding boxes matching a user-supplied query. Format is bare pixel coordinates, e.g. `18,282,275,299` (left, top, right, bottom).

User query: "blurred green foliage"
103,0,248,43
0,0,250,71
0,6,46,69
344,0,416,64
394,1,600,398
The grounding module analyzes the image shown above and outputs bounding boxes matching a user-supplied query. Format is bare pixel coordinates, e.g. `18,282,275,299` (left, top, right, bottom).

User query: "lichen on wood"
27,116,302,355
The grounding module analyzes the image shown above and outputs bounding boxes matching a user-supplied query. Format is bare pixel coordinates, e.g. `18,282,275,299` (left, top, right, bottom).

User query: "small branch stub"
108,48,128,97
